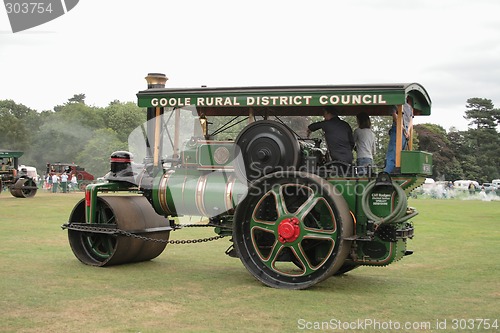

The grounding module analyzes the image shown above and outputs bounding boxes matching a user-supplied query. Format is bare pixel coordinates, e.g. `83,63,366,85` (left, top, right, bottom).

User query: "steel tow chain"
65,223,228,245
117,228,225,244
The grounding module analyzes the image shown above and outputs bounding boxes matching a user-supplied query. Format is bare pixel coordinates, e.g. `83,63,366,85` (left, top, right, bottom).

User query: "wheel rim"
21,179,37,197
83,200,117,260
234,172,352,289
69,198,118,263
251,184,337,276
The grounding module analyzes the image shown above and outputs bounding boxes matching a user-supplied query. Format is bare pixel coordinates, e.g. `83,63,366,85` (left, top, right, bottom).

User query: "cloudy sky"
1,0,499,130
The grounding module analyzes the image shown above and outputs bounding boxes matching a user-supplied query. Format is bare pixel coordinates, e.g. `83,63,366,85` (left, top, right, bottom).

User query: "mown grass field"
0,191,499,332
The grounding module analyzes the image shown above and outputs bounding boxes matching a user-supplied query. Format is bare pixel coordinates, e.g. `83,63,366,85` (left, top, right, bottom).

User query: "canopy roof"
0,150,24,158
137,83,431,117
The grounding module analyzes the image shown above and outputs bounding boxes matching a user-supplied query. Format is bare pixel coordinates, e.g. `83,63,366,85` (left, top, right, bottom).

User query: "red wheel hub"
278,217,300,243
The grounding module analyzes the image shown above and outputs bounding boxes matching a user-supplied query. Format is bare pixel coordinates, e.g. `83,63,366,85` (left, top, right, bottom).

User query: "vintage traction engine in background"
0,150,38,198
63,73,433,289
46,162,95,191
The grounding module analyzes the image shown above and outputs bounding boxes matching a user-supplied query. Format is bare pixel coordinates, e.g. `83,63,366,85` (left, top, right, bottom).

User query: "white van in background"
453,180,479,190
18,165,39,181
492,179,500,187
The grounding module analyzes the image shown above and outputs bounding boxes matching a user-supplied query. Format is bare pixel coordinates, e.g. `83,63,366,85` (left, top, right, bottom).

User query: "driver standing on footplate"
307,108,354,172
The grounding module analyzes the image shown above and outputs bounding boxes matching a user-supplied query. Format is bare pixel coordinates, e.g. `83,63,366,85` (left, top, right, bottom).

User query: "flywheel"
234,120,300,183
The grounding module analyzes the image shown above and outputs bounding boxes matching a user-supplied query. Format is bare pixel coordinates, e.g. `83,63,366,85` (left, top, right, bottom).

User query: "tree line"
0,95,145,178
414,98,500,183
1,95,499,183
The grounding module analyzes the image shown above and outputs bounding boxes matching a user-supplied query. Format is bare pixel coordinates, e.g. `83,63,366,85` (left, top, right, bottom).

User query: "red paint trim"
110,158,132,163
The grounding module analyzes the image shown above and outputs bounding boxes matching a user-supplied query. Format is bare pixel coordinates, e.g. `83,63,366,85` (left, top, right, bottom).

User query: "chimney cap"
145,73,168,87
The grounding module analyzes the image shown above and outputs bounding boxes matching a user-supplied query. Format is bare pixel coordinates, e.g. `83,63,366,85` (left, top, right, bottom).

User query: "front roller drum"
233,171,353,289
9,178,38,198
68,196,170,266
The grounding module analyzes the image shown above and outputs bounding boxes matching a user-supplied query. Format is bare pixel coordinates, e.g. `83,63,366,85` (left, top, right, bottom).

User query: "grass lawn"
0,192,499,332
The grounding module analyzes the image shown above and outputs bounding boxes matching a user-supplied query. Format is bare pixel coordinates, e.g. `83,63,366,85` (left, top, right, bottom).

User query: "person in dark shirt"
307,108,355,167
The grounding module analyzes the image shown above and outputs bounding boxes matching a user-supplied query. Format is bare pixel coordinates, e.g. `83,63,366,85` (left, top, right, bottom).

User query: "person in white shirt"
353,112,376,175
51,173,60,193
70,174,78,191
60,173,69,193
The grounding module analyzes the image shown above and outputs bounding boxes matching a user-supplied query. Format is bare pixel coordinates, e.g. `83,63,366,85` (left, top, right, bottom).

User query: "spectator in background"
70,174,78,191
468,182,476,195
60,172,68,193
45,174,52,191
51,173,59,193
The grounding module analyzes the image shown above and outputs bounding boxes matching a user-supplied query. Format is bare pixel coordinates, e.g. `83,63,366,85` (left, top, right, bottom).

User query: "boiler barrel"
151,170,247,217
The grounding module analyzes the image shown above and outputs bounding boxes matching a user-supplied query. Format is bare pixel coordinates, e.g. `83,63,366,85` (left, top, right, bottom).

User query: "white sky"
1,0,500,131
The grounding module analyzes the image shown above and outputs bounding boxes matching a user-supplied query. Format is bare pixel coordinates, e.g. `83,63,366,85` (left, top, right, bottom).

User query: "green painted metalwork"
0,150,24,158
137,83,431,116
84,182,130,224
150,168,246,218
65,76,434,289
401,151,433,175
181,140,234,168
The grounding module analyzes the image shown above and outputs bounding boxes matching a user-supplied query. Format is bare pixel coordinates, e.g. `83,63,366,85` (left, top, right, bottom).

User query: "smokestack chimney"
145,73,168,89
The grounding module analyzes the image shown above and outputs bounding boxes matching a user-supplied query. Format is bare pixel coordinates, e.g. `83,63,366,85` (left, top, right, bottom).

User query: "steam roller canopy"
234,120,300,183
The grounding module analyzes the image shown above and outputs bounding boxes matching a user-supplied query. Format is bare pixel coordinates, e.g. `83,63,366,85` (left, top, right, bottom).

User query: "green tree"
459,98,500,182
56,102,105,129
448,130,477,179
0,100,41,155
0,99,36,118
68,93,86,104
25,100,107,172
464,98,499,129
414,124,462,180
465,129,500,182
102,101,146,142
29,112,94,172
0,109,26,150
77,128,126,177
